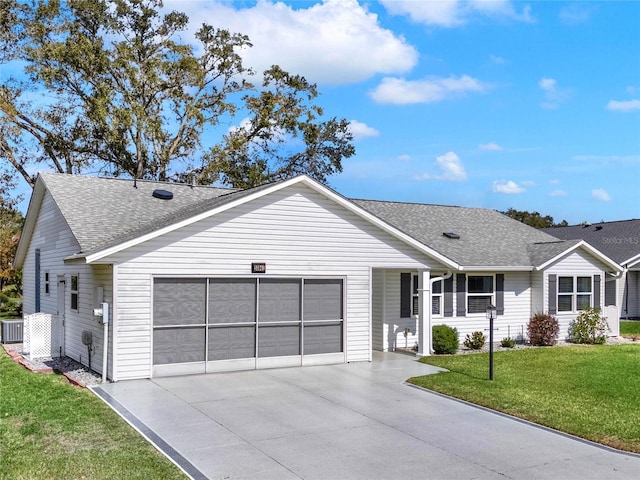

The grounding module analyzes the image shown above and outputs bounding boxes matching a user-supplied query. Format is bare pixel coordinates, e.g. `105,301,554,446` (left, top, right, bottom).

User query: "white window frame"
557,276,592,313
431,279,443,316
70,274,79,311
467,274,494,315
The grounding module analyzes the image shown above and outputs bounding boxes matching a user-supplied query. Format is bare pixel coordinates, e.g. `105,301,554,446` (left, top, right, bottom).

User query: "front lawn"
410,344,640,453
620,320,640,338
0,351,186,479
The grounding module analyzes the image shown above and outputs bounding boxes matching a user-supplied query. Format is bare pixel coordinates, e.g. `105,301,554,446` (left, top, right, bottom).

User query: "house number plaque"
252,263,266,274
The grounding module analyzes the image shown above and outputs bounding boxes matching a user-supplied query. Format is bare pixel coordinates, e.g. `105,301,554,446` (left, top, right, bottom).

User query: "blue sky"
8,1,640,224
166,0,639,225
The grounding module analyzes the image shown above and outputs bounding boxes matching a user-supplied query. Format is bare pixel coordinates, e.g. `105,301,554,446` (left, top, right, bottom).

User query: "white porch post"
417,269,431,356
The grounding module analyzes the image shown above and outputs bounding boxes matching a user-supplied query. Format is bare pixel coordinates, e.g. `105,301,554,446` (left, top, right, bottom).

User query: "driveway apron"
92,352,640,480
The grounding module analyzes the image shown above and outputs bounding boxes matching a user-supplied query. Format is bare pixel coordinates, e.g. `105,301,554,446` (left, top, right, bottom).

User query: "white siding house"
15,173,623,381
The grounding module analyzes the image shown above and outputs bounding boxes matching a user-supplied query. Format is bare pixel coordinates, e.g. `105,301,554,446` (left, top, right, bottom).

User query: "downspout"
429,271,452,355
101,302,109,383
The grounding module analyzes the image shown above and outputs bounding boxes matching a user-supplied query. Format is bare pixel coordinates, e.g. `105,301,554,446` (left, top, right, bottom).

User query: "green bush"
568,307,608,344
500,337,516,348
463,331,486,350
432,324,459,354
527,313,559,346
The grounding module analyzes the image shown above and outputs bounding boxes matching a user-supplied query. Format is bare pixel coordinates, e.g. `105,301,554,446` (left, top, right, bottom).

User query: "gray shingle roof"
543,220,640,265
41,173,236,255
351,199,568,268
36,173,604,269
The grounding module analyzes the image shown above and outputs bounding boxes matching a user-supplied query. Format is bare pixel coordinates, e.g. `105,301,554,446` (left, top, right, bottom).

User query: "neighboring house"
15,173,622,381
544,220,640,320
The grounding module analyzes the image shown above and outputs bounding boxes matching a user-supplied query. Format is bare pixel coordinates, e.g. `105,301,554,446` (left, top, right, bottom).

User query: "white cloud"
492,180,525,194
348,120,379,141
380,0,534,28
370,75,488,105
520,180,536,187
592,188,611,201
549,190,568,197
414,151,467,182
397,154,412,161
549,179,561,184
539,77,572,109
489,54,505,65
479,142,503,151
168,0,417,85
559,4,593,25
606,99,640,112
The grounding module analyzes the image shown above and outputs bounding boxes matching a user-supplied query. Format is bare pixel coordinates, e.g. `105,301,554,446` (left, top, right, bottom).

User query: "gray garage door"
153,277,345,375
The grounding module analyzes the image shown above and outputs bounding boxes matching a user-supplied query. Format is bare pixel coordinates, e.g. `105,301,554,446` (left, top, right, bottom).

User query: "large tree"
0,0,353,196
501,208,568,229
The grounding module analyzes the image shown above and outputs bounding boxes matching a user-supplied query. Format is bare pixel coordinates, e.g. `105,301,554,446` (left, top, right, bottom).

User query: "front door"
57,276,66,355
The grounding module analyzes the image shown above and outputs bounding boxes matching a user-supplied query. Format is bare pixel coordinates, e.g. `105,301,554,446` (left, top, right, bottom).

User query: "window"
432,280,442,316
412,275,419,315
467,275,493,314
71,275,79,311
44,272,50,295
558,276,591,312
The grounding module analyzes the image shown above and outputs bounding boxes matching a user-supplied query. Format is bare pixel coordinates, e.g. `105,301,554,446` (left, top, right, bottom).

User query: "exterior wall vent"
443,232,460,239
152,189,173,200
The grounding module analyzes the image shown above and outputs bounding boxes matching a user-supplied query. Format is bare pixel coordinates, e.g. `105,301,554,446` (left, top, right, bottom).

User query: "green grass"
0,352,186,479
620,320,640,337
410,345,640,453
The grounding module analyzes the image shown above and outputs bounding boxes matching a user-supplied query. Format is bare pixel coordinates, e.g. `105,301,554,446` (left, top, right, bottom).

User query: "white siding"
380,270,418,352
21,192,114,375
434,272,531,344
543,250,609,339
372,269,384,351
102,184,443,380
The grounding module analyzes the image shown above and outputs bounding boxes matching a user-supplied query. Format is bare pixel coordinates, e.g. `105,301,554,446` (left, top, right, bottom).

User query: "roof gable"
544,219,640,265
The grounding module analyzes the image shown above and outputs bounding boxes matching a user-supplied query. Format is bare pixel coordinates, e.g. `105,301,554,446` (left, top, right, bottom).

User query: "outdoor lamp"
486,304,497,380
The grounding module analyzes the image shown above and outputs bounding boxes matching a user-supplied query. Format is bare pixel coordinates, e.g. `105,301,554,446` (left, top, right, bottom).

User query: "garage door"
153,277,345,376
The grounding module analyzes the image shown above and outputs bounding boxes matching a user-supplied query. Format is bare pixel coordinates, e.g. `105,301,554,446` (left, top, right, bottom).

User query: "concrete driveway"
92,352,640,480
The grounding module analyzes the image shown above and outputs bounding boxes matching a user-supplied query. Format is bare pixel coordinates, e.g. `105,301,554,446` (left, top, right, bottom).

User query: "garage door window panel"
209,279,256,324
154,279,206,326
303,279,343,354
154,327,205,364
208,325,256,361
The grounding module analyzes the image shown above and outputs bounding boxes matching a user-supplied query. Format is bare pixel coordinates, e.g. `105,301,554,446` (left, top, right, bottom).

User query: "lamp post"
486,304,497,381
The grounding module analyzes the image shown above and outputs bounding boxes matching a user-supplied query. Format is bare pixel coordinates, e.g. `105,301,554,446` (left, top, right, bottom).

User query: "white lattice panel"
23,313,63,360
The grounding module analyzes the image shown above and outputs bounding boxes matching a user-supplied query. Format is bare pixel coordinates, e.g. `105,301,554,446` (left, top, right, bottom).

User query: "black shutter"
443,276,454,317
400,273,411,318
548,274,557,314
593,274,601,310
456,273,466,317
496,274,504,315
35,248,41,312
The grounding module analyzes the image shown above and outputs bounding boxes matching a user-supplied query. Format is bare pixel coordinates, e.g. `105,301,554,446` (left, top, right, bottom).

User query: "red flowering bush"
527,313,560,346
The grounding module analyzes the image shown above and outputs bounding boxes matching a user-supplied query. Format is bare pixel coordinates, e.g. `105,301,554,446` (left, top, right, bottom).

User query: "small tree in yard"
527,313,560,346
567,307,608,344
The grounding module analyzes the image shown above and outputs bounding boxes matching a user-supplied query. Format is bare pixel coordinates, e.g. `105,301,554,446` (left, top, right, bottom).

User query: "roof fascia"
14,176,45,269
536,240,622,271
84,175,458,269
458,266,534,272
622,253,640,268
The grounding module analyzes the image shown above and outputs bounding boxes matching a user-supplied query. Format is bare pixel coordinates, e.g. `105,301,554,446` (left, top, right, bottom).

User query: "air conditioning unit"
1,320,24,344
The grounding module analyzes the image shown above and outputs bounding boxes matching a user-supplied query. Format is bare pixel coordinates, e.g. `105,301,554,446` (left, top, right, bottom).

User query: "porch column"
417,269,431,356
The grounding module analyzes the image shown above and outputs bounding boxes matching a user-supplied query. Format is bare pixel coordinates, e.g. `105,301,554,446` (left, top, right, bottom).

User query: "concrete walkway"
92,352,640,480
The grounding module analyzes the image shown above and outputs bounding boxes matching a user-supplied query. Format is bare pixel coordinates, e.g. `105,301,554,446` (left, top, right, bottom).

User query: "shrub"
463,331,486,350
567,307,608,344
432,324,459,354
500,337,516,348
527,313,560,346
